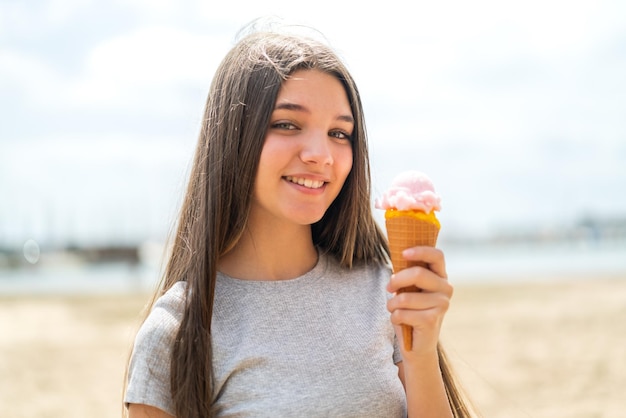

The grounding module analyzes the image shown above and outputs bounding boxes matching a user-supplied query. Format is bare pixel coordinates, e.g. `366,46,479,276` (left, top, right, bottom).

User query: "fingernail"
402,248,413,257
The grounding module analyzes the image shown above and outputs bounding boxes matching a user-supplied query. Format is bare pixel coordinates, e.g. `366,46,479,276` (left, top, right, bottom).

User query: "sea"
0,240,624,295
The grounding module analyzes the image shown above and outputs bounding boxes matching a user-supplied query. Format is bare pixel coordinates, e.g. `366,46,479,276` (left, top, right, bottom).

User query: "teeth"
286,176,324,189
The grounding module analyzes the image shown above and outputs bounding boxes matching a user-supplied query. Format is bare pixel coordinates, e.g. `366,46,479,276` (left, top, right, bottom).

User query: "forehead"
275,69,352,112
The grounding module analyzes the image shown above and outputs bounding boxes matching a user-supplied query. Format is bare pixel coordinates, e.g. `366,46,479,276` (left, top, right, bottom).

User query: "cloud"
65,26,228,111
0,49,62,107
0,25,234,130
0,0,97,38
2,0,626,244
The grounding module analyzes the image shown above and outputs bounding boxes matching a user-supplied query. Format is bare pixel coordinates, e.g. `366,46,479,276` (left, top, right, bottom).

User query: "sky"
1,0,625,249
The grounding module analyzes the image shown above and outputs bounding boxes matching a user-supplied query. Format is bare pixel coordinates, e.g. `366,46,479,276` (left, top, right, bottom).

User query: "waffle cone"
386,214,440,273
385,212,440,351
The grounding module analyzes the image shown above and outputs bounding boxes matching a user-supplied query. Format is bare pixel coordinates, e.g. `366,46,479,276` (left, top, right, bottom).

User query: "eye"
272,121,298,130
329,130,353,142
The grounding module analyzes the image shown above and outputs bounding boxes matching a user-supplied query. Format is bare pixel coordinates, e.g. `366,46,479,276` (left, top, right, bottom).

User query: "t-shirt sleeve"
125,285,185,415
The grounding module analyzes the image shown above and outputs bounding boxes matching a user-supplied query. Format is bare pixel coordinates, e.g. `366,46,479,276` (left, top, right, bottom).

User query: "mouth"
284,176,326,189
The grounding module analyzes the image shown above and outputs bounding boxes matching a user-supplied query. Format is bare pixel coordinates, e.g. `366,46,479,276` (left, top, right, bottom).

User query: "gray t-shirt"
126,253,406,417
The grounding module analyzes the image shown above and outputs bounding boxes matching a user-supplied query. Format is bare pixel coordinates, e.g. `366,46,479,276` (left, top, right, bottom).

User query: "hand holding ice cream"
376,170,442,351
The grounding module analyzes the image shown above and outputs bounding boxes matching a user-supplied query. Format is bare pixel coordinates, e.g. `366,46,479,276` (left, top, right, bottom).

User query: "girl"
125,24,473,418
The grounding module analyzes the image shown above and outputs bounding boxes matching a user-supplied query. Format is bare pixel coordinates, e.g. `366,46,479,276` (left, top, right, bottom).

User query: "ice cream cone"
385,210,440,351
376,170,442,352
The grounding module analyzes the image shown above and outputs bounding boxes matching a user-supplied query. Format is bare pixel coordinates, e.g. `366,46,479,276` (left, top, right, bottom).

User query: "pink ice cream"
375,170,442,213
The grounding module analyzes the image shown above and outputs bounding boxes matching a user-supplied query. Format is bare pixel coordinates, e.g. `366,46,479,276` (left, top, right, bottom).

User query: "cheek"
255,140,284,179
337,147,354,182
258,136,294,169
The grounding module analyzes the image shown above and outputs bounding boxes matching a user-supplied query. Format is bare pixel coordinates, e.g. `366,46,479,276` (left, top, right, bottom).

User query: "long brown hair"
129,26,474,418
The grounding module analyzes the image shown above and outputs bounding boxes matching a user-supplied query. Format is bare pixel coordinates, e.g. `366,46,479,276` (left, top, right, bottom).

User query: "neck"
218,221,318,281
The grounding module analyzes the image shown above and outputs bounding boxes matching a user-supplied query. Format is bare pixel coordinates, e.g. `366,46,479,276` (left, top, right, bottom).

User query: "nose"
300,131,333,166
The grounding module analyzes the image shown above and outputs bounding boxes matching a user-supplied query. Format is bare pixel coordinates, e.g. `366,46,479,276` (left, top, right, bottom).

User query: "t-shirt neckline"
217,250,330,286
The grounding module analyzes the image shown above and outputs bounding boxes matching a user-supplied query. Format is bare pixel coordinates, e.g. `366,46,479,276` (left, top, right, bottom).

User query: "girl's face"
251,69,354,228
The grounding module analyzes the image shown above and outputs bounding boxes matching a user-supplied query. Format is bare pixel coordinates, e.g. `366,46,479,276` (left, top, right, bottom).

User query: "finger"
387,291,451,315
389,306,446,326
400,247,447,279
387,268,453,296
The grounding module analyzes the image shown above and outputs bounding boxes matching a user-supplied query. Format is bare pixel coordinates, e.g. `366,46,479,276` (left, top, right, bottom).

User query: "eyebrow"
274,102,355,124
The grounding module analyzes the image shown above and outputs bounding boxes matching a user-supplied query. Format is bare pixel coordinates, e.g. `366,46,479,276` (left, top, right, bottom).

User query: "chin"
292,211,327,226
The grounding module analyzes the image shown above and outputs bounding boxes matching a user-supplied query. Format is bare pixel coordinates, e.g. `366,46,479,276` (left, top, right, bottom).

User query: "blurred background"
1,2,626,418
1,0,625,289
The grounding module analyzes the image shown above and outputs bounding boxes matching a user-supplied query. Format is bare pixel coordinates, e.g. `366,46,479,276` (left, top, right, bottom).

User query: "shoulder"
125,281,187,415
135,281,187,347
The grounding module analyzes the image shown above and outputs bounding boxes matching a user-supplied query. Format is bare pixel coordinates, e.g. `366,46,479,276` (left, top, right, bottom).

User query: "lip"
283,174,329,194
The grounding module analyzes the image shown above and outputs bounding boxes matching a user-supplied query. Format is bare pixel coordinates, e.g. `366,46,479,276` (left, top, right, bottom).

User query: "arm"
128,403,175,418
387,246,454,418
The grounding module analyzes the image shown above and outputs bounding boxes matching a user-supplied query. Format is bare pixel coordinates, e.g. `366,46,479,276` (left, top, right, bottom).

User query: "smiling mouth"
285,176,325,189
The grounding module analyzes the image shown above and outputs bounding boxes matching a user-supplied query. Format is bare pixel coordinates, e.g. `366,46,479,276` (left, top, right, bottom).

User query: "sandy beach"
1,275,624,418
